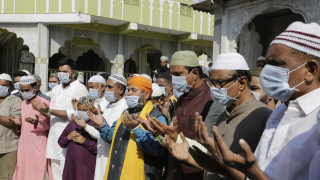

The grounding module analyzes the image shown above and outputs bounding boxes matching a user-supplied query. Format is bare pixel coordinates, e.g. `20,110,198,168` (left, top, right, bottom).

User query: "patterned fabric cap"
109,74,127,86
200,66,209,78
20,75,36,85
270,21,320,58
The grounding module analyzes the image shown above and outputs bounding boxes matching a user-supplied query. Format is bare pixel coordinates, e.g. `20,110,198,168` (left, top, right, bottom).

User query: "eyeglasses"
207,77,238,88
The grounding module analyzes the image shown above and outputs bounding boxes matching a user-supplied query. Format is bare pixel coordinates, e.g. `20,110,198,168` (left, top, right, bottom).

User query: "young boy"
58,96,97,180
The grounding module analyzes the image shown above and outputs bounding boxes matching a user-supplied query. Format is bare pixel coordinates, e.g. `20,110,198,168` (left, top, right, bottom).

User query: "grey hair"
78,96,95,105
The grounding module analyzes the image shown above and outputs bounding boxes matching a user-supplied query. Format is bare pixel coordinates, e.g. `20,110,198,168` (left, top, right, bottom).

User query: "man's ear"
145,91,151,100
305,60,319,82
238,76,248,91
192,69,199,80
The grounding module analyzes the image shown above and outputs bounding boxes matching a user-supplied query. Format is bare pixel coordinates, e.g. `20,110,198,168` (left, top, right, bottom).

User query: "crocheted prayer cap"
20,75,36,85
109,74,127,86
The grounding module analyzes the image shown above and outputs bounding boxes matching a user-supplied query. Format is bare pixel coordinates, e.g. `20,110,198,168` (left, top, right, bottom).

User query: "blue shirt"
98,114,168,157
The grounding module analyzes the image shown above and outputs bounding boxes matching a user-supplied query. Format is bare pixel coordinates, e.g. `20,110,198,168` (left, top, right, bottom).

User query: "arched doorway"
237,8,305,68
124,44,162,78
0,28,35,75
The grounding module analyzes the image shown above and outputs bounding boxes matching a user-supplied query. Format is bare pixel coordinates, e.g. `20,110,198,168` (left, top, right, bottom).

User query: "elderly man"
91,76,168,180
189,22,320,180
32,57,88,180
0,73,22,180
73,74,128,180
250,67,276,110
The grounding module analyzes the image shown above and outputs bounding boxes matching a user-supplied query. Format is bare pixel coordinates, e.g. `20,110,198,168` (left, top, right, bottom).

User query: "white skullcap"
152,83,163,97
0,73,12,82
140,74,152,83
88,75,106,84
211,53,250,71
109,74,127,86
257,56,266,61
130,74,139,77
20,75,36,85
21,70,31,75
271,21,320,58
160,56,168,62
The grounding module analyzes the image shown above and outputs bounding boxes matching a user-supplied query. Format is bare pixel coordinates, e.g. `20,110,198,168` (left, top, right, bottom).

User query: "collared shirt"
254,88,320,180
206,96,271,180
46,80,88,160
0,95,22,154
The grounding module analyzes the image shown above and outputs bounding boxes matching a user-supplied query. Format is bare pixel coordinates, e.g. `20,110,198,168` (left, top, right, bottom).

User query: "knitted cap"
270,21,320,58
20,75,36,85
109,74,127,86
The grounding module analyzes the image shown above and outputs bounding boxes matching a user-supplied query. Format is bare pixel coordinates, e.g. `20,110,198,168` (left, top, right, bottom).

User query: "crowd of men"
0,21,320,180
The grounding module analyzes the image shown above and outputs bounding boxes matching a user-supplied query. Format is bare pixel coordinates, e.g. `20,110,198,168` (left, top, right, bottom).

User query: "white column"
149,0,154,26
220,10,229,53
111,35,124,76
35,23,49,92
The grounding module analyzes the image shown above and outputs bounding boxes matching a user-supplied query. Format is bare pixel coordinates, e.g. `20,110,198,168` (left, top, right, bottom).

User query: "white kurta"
46,80,88,161
85,98,128,180
254,88,320,180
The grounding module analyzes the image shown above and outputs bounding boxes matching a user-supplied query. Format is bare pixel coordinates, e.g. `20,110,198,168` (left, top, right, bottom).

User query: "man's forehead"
0,79,9,86
88,82,100,86
209,69,234,79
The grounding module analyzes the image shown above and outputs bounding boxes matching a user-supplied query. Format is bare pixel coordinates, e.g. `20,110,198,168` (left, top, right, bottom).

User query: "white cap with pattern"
19,75,36,85
109,74,127,86
271,21,320,58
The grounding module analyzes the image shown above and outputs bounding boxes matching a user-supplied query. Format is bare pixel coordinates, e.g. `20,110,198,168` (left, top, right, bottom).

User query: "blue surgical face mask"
260,63,306,102
160,87,166,97
209,81,240,107
89,88,100,99
58,72,71,84
76,111,90,121
251,91,261,101
0,85,9,97
172,73,195,98
49,82,58,89
14,82,20,90
125,94,143,109
104,89,119,103
21,91,35,100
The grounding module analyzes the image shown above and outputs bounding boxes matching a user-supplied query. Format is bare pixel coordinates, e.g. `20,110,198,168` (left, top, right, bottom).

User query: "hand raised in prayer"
212,126,265,179
32,99,49,114
87,105,105,128
8,116,22,126
149,116,179,141
194,112,215,149
165,132,190,161
67,131,80,141
73,134,86,144
25,115,39,125
158,99,170,119
71,113,86,129
86,102,98,115
121,110,139,130
133,113,159,136
71,98,79,110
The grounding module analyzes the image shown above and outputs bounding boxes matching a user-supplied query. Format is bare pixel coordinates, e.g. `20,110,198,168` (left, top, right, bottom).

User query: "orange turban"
128,76,153,94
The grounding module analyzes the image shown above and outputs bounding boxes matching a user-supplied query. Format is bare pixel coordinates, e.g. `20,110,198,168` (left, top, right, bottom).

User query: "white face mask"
172,71,195,98
260,63,306,102
209,80,240,107
0,85,9,97
58,72,72,84
251,91,261,101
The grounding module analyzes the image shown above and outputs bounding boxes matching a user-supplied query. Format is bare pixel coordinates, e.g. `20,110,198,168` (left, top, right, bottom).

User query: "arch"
0,28,34,75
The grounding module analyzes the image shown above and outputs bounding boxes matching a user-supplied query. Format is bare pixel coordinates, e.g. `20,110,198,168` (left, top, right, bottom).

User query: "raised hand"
87,104,105,128
71,98,79,110
133,113,159,136
8,116,22,126
86,102,98,115
121,110,139,129
73,134,86,144
25,115,39,125
72,113,86,129
158,99,170,119
194,112,215,149
165,132,190,161
150,116,179,141
67,131,80,140
32,99,49,114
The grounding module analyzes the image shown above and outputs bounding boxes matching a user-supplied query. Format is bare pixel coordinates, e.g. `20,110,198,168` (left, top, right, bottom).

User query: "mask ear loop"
227,78,240,100
288,62,307,91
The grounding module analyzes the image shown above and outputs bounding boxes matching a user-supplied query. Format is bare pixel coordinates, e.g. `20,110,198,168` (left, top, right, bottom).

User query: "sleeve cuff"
67,109,76,120
176,134,208,153
132,125,144,138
